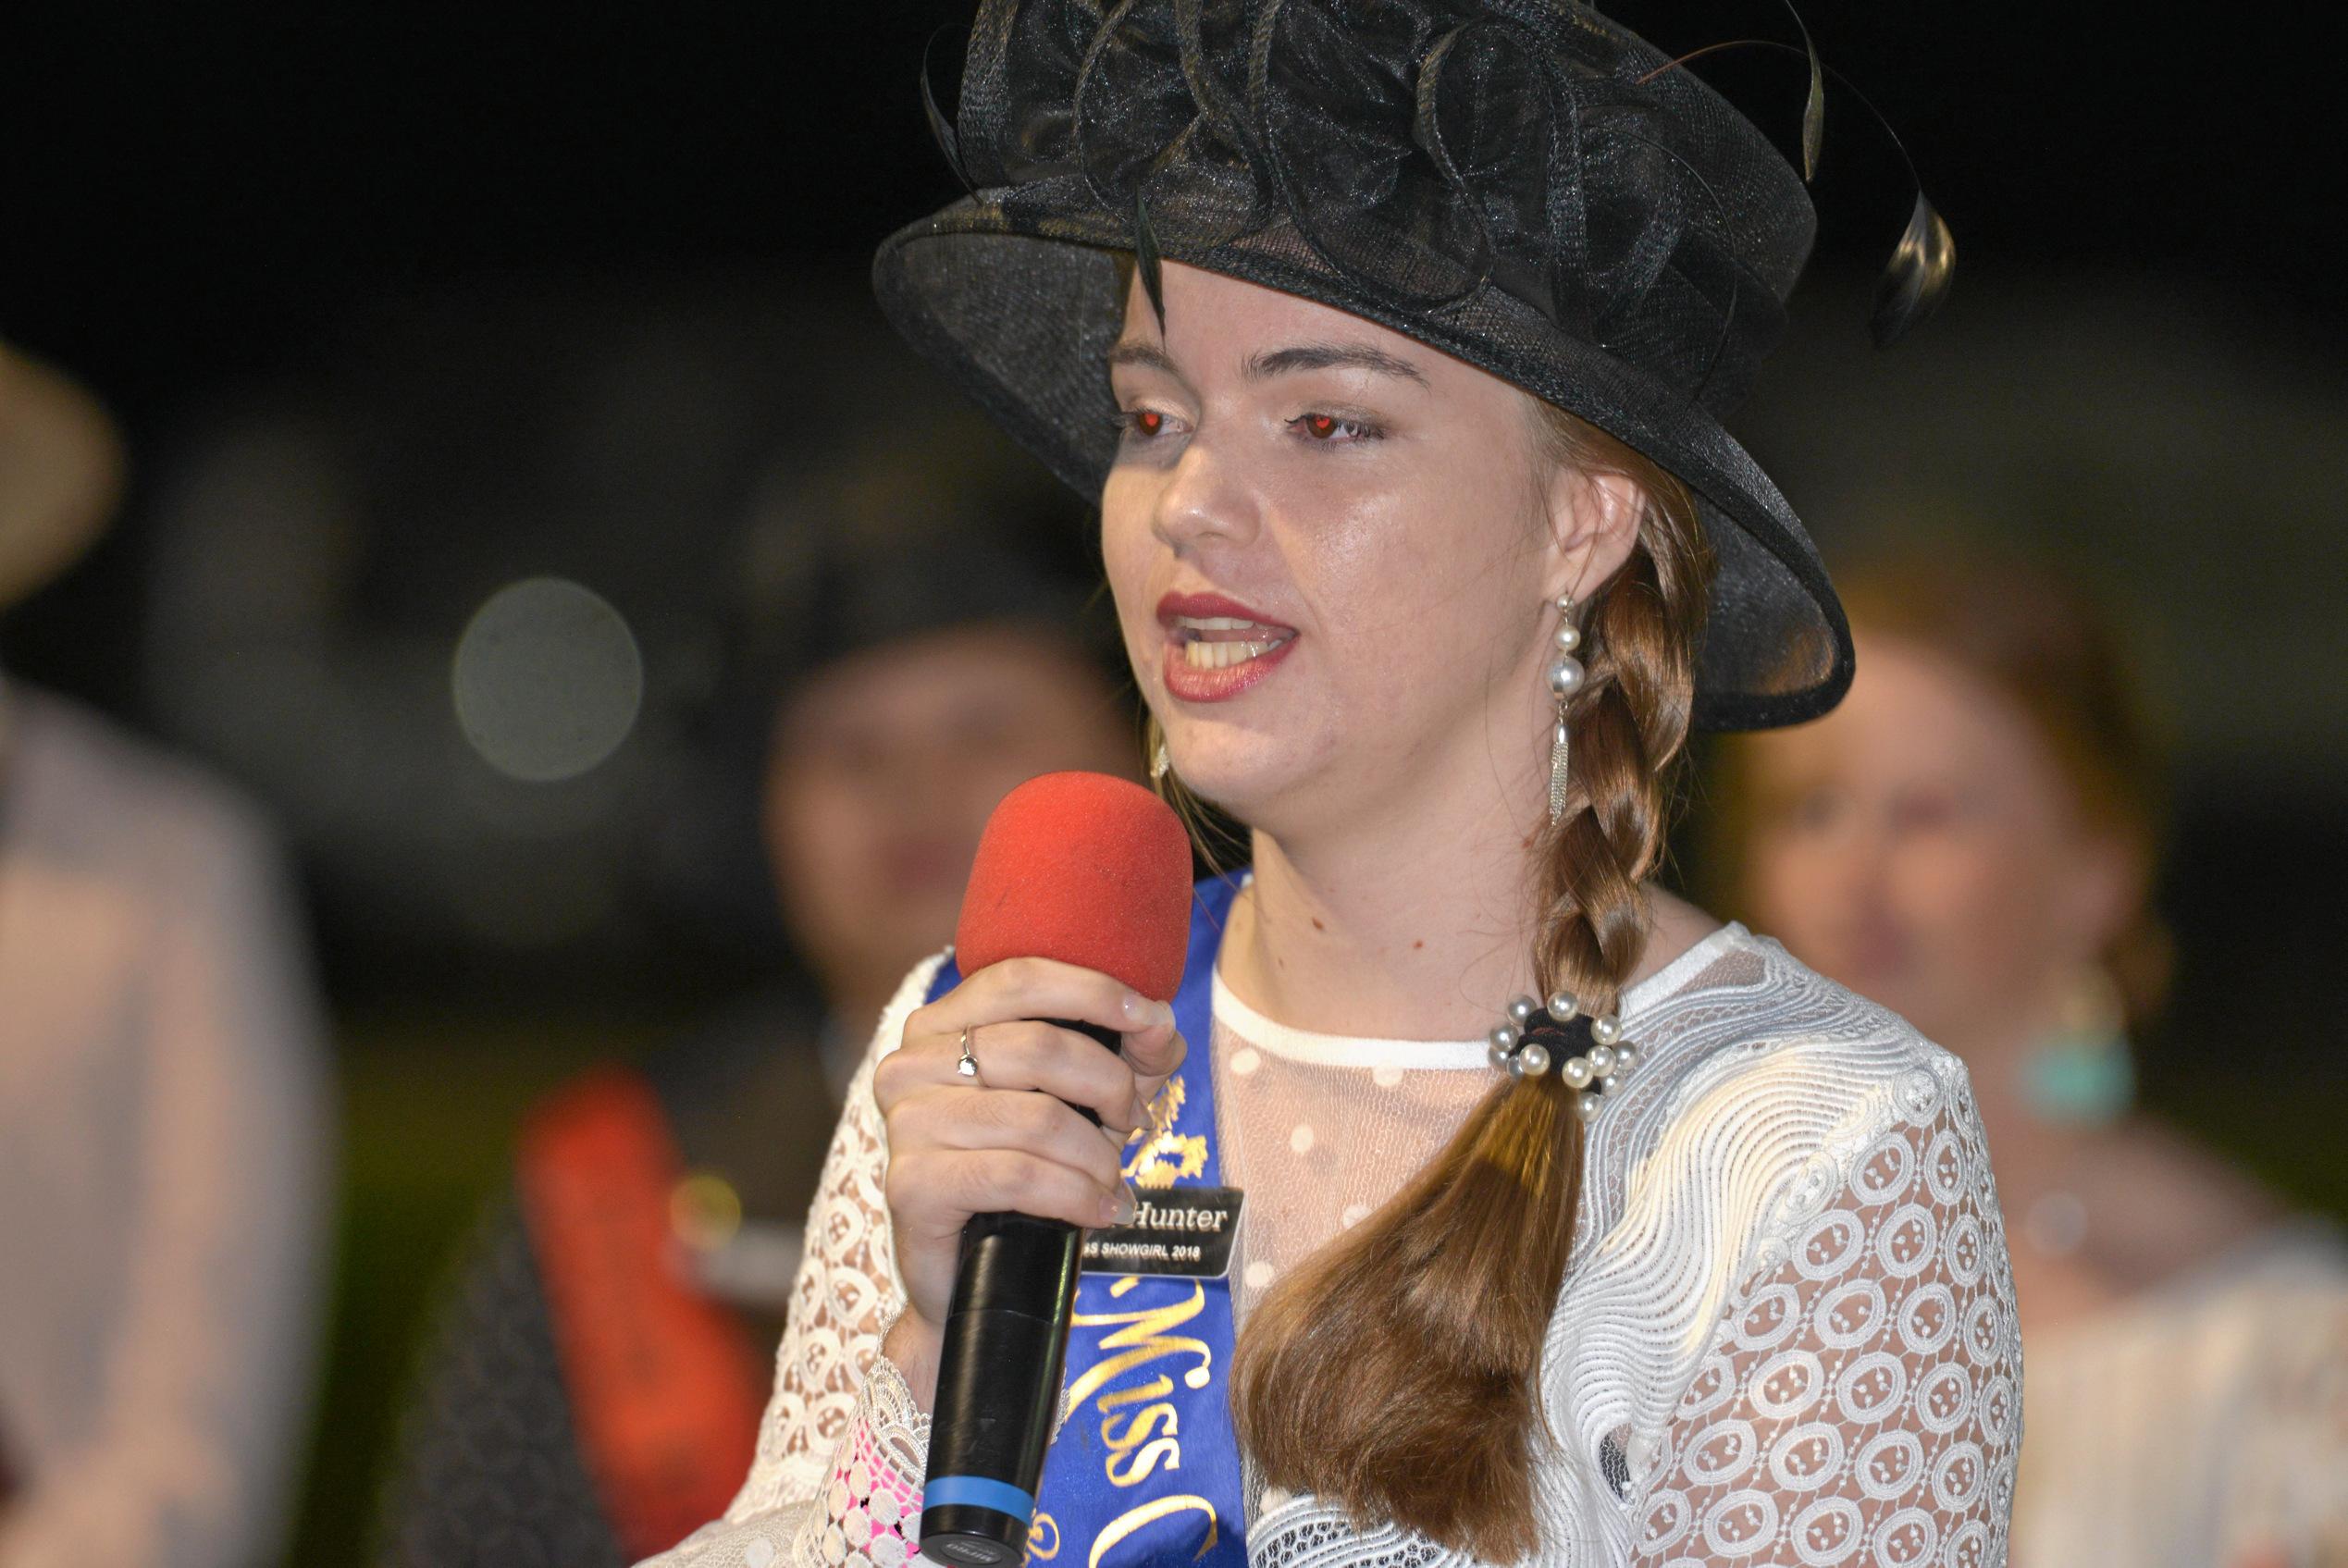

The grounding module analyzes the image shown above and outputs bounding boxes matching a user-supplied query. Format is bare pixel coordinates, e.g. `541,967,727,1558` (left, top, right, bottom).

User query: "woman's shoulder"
2050,1152,2348,1346
9,681,287,883
1586,925,1989,1278
2027,1217,2348,1475
1551,932,2019,1510
2169,1223,2348,1394
1622,923,1970,1149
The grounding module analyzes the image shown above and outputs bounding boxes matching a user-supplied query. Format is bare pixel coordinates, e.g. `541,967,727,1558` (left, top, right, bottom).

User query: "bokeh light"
451,576,644,783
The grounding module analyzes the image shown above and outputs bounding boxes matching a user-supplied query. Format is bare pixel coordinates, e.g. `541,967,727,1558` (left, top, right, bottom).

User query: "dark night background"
3,3,2342,1562
6,1,2338,464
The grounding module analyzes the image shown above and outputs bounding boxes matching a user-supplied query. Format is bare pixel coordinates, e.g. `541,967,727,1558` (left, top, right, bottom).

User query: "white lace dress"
642,924,2021,1568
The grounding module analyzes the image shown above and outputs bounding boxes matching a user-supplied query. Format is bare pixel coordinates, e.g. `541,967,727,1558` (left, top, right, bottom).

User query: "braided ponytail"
1230,403,1712,1560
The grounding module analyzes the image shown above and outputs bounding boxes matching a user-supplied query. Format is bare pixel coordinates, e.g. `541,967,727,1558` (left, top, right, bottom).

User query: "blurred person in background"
373,456,1135,1568
1715,546,2348,1567
0,344,332,1567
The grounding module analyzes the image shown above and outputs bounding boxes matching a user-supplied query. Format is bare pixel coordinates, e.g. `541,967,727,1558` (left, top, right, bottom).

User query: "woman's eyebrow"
1245,342,1428,386
1107,339,1430,389
1107,341,1182,377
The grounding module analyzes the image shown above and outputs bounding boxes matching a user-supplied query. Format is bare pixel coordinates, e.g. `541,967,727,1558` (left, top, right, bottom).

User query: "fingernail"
1110,1182,1139,1225
1120,993,1174,1030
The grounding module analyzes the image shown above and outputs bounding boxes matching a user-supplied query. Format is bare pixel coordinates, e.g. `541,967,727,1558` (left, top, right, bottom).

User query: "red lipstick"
1155,590,1299,704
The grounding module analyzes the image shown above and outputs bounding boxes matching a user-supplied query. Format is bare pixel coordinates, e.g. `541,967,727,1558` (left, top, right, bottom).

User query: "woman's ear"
2064,825,2149,963
1541,463,1643,600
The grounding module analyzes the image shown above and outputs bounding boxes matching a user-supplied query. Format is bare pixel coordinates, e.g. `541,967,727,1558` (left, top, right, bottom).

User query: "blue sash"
921,874,1247,1568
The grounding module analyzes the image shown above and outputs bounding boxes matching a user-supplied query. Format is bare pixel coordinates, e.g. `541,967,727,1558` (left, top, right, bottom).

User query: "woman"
377,512,1136,1568
649,4,2017,1565
0,342,332,1568
1719,549,2348,1568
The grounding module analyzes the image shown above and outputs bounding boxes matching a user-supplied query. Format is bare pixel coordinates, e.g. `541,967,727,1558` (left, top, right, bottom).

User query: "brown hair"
1712,547,2172,1024
1191,402,1715,1559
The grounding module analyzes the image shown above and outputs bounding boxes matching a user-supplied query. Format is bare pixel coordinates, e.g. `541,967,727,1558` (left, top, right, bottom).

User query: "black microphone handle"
919,1019,1122,1567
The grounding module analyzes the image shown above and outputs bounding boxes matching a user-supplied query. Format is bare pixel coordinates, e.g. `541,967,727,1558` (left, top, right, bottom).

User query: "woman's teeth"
1173,616,1292,670
1183,638,1280,669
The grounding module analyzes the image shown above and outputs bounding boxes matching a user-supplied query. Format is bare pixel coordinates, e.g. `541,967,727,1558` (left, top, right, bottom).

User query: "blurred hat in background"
730,414,1112,710
0,340,125,610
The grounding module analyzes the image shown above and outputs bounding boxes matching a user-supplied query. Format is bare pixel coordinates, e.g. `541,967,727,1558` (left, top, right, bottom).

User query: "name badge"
1081,1187,1245,1278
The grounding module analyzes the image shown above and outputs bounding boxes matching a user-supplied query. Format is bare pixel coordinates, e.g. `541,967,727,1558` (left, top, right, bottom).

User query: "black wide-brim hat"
874,0,1852,730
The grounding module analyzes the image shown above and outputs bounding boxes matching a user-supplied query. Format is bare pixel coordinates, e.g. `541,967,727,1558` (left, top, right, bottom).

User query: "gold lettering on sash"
1069,1067,1229,1562
1026,1513,1062,1562
1123,1078,1208,1189
1096,1374,1173,1411
1088,1496,1218,1568
1106,1432,1181,1486
1066,1279,1213,1405
1101,1402,1179,1452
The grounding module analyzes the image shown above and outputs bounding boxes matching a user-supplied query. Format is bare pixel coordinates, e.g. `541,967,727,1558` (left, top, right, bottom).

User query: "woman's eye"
1118,407,1169,440
1890,793,1965,834
1785,789,1842,833
1291,412,1379,443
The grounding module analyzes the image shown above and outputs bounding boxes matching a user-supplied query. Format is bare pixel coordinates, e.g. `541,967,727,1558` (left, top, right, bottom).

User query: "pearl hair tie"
1485,991,1642,1121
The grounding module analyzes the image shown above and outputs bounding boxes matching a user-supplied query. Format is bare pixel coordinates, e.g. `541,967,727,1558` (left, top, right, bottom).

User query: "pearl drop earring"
1547,591,1585,824
1151,740,1171,782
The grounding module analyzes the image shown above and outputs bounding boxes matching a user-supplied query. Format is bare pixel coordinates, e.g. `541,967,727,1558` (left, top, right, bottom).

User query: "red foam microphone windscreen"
954,772,1195,1003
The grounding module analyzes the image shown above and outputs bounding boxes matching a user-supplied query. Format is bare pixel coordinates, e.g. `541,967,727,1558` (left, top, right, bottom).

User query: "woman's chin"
1160,727,1335,836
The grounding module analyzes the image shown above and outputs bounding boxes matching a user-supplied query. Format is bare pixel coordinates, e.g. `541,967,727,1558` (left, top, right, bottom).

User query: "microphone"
918,772,1194,1567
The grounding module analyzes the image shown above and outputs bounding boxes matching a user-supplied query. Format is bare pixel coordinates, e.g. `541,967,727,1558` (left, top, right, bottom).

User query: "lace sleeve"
1631,1070,2022,1568
646,1364,932,1568
635,956,945,1566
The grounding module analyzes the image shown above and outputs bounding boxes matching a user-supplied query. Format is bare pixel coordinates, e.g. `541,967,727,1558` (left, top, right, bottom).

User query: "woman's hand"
874,957,1185,1409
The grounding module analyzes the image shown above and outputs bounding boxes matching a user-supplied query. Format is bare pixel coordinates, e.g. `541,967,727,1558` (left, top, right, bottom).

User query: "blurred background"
1,2,2340,1564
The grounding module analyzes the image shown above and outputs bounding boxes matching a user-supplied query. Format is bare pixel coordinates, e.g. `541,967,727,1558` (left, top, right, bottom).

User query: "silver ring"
956,1026,980,1080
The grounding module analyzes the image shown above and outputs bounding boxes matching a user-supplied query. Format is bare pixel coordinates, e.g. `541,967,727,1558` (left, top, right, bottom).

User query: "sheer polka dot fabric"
1207,974,1496,1326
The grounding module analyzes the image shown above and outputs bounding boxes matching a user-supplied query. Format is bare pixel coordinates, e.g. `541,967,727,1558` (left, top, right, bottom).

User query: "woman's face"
763,623,1132,1002
1736,633,2132,1051
1102,262,1597,837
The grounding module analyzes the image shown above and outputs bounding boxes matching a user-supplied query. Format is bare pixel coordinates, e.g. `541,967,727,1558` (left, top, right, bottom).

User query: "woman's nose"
1840,815,1906,895
1795,813,1886,902
1151,432,1260,552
